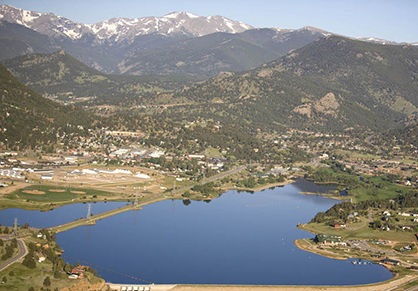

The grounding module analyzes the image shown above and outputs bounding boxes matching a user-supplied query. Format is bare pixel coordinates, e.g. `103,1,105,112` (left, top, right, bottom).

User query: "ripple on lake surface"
55,182,392,285
0,181,392,285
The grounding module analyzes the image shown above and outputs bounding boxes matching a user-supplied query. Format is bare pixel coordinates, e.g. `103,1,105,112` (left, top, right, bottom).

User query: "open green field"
310,166,409,202
9,185,114,201
1,185,118,210
351,175,408,202
334,149,382,161
301,220,416,242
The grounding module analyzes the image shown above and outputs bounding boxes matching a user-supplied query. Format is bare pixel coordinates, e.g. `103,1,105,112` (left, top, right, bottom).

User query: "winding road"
0,237,28,272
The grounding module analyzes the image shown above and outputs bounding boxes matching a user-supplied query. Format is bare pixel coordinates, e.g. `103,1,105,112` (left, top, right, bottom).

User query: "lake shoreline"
106,273,418,291
220,179,294,193
3,179,402,289
293,238,348,260
0,178,295,212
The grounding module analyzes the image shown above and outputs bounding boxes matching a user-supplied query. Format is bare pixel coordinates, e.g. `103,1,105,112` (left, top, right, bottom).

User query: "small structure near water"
108,284,152,291
314,234,347,246
381,257,400,266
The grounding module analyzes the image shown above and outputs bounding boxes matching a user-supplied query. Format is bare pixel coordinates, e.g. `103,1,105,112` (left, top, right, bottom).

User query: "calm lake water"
0,180,392,285
0,201,128,228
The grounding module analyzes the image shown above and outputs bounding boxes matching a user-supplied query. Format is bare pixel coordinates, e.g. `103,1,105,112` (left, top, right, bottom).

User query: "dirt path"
0,181,28,196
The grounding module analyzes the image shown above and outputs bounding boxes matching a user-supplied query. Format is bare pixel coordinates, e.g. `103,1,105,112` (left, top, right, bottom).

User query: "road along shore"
106,274,418,291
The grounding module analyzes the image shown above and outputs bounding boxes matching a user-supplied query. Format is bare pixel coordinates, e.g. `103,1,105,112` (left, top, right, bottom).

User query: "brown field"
0,181,29,196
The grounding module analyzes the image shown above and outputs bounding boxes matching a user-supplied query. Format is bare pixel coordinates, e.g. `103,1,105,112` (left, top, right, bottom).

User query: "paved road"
0,238,28,272
50,195,166,233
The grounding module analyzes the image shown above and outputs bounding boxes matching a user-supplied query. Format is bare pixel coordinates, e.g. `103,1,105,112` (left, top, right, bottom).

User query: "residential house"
314,234,346,246
381,258,400,266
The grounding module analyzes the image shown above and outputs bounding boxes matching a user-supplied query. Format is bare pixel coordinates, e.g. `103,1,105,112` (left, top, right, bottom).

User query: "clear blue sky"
1,0,417,43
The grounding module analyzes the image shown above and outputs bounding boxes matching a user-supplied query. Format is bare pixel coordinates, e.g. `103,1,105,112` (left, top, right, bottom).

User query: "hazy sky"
1,0,417,43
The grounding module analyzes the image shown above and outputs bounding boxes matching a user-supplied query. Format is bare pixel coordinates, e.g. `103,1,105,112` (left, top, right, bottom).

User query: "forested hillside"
0,64,94,149
173,36,418,132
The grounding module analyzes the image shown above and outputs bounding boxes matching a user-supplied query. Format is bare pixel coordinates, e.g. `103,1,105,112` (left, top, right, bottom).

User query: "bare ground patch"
22,190,46,195
71,191,86,194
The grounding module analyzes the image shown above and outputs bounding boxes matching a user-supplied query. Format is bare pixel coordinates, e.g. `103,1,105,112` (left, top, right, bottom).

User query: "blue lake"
0,201,128,228
0,180,393,285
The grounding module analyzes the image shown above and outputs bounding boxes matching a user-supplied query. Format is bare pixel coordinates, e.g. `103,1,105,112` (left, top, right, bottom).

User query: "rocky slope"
174,35,418,132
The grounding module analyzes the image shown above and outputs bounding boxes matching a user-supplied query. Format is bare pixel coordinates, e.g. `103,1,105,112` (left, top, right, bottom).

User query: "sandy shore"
293,239,347,260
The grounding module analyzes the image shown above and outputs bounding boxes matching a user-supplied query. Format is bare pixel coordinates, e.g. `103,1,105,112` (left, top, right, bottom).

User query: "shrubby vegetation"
235,174,285,189
1,238,18,261
0,64,94,149
311,191,418,225
192,182,216,196
307,161,407,201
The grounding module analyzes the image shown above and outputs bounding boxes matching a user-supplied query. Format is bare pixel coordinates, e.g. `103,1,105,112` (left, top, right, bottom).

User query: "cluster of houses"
35,232,50,264
344,159,417,187
380,210,418,231
271,129,417,188
314,234,347,246
398,211,418,219
0,168,24,179
108,147,164,161
313,234,408,268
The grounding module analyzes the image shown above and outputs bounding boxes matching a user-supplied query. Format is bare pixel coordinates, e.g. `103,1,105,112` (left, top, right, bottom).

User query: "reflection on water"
292,178,337,194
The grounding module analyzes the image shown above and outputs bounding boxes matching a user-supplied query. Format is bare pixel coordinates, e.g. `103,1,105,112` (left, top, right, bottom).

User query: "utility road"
0,238,28,272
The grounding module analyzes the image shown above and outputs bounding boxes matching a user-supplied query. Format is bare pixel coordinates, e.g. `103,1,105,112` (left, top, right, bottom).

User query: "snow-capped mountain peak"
90,11,254,41
0,5,253,43
164,11,199,19
0,4,89,40
0,5,42,26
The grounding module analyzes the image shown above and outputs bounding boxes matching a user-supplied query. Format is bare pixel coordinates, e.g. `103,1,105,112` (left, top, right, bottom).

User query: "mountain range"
3,33,418,133
0,5,252,41
0,4,327,77
171,35,418,132
1,4,417,150
3,50,190,105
